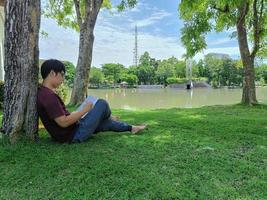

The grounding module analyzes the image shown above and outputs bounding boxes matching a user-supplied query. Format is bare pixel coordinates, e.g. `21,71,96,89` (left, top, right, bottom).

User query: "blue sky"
39,0,240,67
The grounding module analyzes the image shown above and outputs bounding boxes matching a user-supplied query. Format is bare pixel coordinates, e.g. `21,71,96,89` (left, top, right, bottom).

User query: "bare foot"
111,115,120,121
131,125,147,134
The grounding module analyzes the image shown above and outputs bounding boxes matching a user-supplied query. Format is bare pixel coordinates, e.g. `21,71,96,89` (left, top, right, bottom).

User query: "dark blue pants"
72,99,132,142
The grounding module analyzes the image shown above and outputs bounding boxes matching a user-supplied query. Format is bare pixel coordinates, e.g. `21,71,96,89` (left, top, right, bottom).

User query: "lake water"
87,87,267,109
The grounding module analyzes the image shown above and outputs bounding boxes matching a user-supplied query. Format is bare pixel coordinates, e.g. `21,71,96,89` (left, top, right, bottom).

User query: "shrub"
121,73,138,85
0,81,4,109
211,80,219,88
192,77,208,82
55,83,69,104
89,67,104,87
63,61,75,88
166,77,187,84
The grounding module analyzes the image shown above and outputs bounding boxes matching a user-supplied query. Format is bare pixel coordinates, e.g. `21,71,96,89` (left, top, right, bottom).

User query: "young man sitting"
37,59,146,143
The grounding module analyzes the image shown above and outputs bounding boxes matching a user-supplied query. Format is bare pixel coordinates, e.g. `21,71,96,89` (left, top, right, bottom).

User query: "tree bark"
70,0,103,105
236,2,257,105
1,0,40,142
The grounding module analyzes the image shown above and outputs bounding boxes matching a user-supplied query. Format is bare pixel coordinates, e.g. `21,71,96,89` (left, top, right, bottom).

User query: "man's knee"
97,99,108,107
97,99,111,116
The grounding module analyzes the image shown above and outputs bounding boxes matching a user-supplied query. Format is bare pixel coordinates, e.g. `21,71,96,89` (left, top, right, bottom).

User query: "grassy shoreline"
0,104,266,199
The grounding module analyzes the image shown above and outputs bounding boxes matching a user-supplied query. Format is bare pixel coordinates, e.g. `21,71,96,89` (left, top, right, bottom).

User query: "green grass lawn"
0,105,266,199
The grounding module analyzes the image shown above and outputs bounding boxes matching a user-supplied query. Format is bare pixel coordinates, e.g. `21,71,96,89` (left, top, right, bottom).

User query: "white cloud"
104,1,147,17
205,47,240,57
40,4,181,67
208,37,233,46
194,46,240,61
224,28,236,34
92,6,184,67
132,10,172,28
39,1,240,68
204,46,239,56
93,22,185,67
39,17,79,64
40,14,240,67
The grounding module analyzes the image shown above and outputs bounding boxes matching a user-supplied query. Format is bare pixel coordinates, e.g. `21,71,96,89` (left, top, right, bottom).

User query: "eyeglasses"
60,71,65,77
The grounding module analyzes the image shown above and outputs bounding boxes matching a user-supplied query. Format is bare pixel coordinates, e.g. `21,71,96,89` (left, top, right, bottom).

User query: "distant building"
206,53,231,60
120,81,128,88
0,2,4,81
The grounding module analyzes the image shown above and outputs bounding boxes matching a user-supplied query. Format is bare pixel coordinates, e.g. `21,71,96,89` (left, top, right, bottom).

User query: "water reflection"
87,87,267,109
185,89,193,108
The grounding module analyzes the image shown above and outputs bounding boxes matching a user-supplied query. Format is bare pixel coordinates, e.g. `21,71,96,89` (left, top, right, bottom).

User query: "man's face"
51,70,65,88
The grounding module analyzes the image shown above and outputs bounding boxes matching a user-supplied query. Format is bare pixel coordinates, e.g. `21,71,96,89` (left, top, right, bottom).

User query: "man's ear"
49,70,55,77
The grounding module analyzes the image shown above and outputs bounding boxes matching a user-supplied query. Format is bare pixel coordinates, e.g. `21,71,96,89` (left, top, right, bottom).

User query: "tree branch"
95,0,103,14
73,0,82,28
259,0,264,20
0,0,4,7
57,0,64,12
211,4,230,13
84,0,91,20
91,0,103,14
251,0,263,59
237,1,249,28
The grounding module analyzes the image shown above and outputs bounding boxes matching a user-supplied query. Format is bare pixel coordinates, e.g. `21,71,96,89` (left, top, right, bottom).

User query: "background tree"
136,52,155,84
257,46,267,58
191,60,199,78
156,59,175,85
229,60,243,87
255,64,267,84
195,59,209,78
0,81,4,109
121,73,138,86
89,67,104,87
149,58,160,71
203,54,244,87
102,63,125,86
204,54,224,87
136,65,154,85
174,60,186,78
179,0,267,105
2,0,40,142
63,61,75,87
220,58,243,87
139,51,151,66
128,65,137,75
44,0,137,105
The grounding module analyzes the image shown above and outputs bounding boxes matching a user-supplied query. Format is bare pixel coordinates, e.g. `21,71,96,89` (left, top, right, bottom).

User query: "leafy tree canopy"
89,67,105,86
121,73,138,85
63,61,75,87
179,0,267,58
44,0,138,32
156,59,176,84
139,51,151,66
102,63,125,83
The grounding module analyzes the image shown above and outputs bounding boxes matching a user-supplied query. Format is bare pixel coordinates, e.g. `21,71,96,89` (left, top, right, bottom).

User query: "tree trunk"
236,3,257,105
1,0,40,142
70,0,103,105
70,26,94,104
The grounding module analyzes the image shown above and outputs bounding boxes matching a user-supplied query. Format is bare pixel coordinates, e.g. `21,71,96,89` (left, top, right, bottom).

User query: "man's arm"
54,102,93,128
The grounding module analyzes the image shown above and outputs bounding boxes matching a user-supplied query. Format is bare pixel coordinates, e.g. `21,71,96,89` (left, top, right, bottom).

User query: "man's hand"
54,102,94,128
83,102,93,113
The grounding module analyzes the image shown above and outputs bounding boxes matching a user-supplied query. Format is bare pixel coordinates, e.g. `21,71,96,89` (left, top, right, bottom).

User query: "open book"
76,95,99,118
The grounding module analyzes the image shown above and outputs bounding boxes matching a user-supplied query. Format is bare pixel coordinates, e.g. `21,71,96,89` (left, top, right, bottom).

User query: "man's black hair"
41,59,66,79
